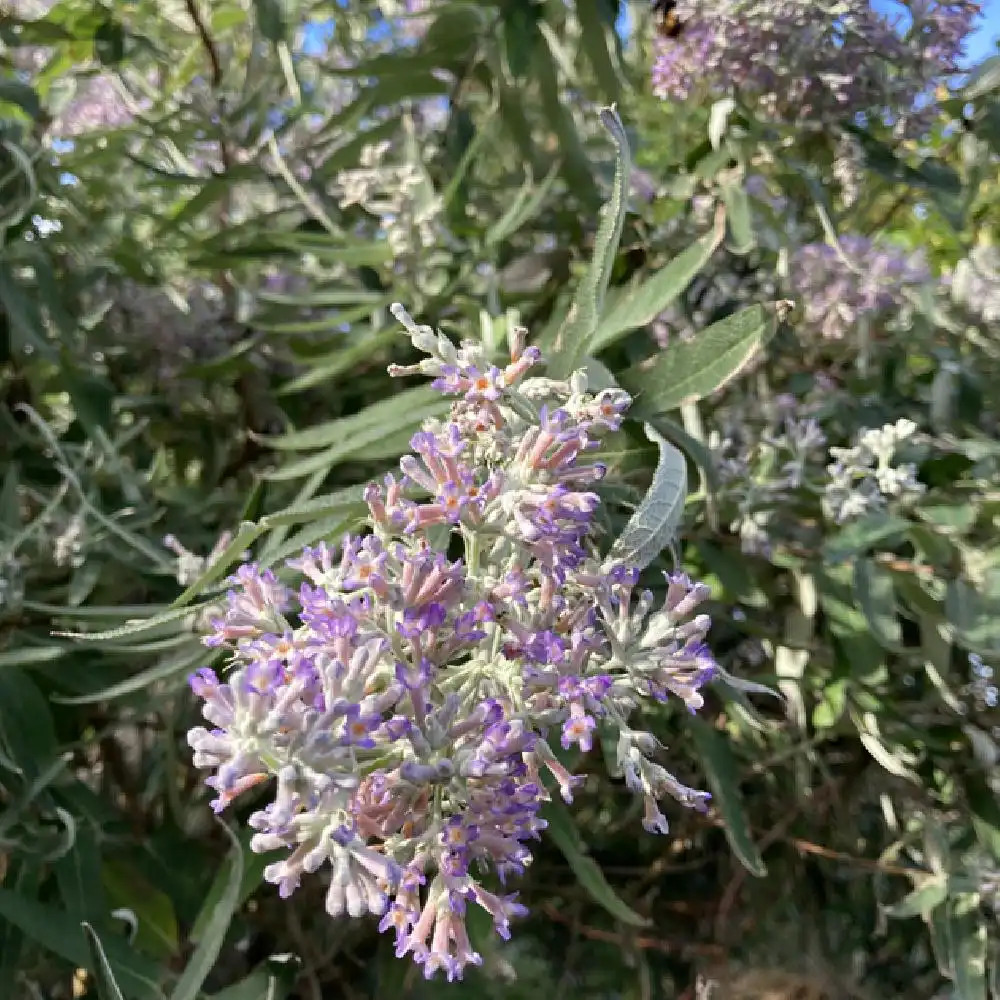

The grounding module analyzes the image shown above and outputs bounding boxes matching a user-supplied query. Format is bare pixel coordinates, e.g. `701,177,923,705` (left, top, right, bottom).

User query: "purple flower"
185,303,723,981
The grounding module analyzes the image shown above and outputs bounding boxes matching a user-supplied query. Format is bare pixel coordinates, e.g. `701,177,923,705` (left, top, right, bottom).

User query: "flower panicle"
187,305,719,980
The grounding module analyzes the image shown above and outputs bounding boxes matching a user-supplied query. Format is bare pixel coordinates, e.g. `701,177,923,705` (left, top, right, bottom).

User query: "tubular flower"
188,305,718,979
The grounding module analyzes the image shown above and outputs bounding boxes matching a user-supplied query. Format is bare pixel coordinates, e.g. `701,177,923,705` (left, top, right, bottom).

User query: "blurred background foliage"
0,0,999,997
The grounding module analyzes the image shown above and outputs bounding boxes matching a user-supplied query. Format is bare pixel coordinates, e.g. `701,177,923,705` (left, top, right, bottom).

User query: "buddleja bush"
2,0,1000,997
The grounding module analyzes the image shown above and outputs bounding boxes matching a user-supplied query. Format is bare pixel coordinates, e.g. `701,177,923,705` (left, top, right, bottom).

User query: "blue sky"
304,1,1000,69
964,0,1000,63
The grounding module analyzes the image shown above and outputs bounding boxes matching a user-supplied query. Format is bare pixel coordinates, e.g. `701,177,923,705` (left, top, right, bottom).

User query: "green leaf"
102,862,180,962
485,160,561,247
607,424,686,570
964,774,1000,861
54,603,210,643
170,522,265,610
947,577,1000,654
0,645,70,669
854,559,903,651
812,678,847,730
687,717,767,877
547,107,631,380
576,0,622,103
169,823,243,1000
0,81,42,119
949,894,988,1000
0,667,59,778
252,0,286,43
0,890,164,1000
963,55,1000,100
591,213,725,352
648,415,722,497
83,923,126,1000
277,327,396,395
258,385,446,452
620,303,780,416
52,645,207,705
539,797,650,927
851,709,920,782
884,878,949,920
0,264,53,358
190,826,278,945
54,825,105,922
259,487,367,529
823,514,910,564
721,181,754,254
209,957,298,1000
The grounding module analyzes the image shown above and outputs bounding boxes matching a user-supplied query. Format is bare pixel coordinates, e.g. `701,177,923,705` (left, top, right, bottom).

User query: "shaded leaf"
83,923,126,1000
854,559,903,651
0,890,164,1000
823,513,910,564
169,823,243,1000
687,717,767,877
540,797,649,928
885,878,949,920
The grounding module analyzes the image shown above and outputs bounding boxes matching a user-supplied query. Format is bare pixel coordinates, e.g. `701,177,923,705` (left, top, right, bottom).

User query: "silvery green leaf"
709,98,736,149
712,663,784,702
607,424,686,570
547,106,631,380
82,923,126,1000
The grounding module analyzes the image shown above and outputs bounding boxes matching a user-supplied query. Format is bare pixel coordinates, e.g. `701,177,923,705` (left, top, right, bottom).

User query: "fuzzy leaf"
608,424,686,570
547,107,631,380
591,211,725,352
687,717,767,877
621,303,782,416
540,797,650,928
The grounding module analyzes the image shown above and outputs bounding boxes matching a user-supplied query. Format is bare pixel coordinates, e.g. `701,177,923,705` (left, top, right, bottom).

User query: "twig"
786,837,918,877
184,0,223,87
540,903,725,960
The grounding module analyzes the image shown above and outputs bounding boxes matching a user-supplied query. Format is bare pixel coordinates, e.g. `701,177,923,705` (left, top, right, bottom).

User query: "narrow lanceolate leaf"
823,513,910,564
608,424,686,571
0,891,163,999
547,107,631,380
169,823,244,1000
854,559,904,651
55,603,212,643
257,385,446,452
687,717,767,877
948,894,988,1000
540,797,649,927
884,878,949,920
575,0,622,104
485,160,561,247
721,181,754,254
170,521,266,610
591,209,726,352
83,923,126,1000
620,303,785,417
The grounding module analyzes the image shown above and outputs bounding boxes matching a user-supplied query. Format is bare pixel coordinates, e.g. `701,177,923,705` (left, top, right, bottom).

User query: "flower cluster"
187,306,718,980
651,0,978,133
334,143,442,257
823,418,925,523
710,399,828,555
949,245,1000,324
790,237,929,341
